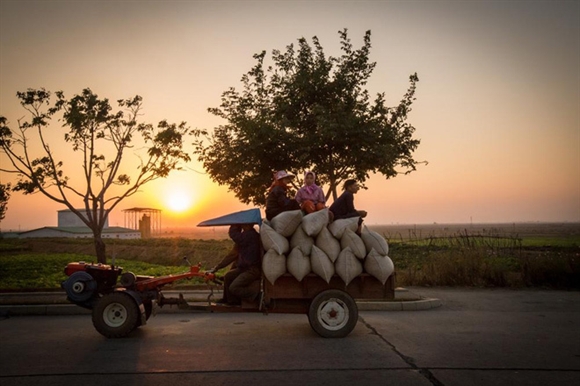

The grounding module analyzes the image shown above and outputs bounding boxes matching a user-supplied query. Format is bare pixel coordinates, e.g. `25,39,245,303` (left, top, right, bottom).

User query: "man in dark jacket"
329,179,368,234
209,224,262,305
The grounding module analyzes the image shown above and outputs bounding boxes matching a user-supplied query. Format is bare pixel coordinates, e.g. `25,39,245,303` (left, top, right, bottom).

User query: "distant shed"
18,226,141,239
13,208,141,239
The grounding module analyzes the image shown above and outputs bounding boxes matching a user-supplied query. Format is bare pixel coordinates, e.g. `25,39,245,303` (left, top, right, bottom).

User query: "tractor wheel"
92,292,140,338
308,289,358,338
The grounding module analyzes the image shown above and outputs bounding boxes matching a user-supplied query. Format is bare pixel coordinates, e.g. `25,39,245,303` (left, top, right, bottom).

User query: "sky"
0,0,579,231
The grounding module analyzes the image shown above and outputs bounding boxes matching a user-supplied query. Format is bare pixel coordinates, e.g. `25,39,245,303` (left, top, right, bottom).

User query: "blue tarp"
197,208,263,227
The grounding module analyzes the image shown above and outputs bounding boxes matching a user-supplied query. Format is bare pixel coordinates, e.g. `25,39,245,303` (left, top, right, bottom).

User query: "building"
15,209,141,239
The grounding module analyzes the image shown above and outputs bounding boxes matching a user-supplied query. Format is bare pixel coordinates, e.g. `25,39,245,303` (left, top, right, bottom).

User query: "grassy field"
0,237,233,290
375,223,579,288
0,222,578,290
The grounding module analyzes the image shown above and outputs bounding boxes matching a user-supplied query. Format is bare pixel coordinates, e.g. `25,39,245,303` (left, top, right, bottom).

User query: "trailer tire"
92,293,140,338
308,289,358,338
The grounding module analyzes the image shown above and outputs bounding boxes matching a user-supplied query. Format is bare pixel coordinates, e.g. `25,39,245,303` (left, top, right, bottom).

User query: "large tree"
0,88,192,263
193,29,422,205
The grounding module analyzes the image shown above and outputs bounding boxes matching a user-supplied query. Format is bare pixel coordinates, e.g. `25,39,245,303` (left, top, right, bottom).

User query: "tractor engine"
61,262,123,308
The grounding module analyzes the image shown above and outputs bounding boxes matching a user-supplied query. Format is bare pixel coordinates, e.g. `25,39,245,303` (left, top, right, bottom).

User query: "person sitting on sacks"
265,170,300,221
329,179,368,235
295,171,327,214
208,224,262,306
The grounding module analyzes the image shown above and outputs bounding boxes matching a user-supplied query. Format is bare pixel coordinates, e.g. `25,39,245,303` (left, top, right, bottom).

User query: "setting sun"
165,190,193,212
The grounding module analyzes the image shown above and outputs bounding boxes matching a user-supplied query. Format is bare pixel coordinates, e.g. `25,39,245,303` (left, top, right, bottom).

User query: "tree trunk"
94,233,107,264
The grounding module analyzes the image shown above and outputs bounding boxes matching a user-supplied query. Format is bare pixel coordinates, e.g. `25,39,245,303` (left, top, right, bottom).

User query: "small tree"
0,88,192,263
193,29,422,205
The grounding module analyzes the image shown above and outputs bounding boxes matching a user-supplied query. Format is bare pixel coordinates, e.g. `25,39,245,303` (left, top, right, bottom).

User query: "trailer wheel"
92,293,140,338
308,289,358,338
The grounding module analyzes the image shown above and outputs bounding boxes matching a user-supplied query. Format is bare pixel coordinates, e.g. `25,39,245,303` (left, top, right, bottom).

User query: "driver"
209,224,262,305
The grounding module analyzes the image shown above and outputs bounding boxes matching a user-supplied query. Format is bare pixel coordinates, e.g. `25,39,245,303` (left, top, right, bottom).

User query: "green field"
380,223,579,288
0,237,233,290
0,222,578,290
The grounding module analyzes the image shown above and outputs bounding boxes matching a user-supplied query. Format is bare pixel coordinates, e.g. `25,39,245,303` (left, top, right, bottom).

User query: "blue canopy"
197,208,263,227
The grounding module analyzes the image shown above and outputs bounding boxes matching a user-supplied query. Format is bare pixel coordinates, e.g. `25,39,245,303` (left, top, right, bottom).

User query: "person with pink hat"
265,170,300,220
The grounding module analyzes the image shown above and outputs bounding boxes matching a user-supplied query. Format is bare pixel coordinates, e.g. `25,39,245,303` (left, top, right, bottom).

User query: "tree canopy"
0,88,192,262
193,29,422,205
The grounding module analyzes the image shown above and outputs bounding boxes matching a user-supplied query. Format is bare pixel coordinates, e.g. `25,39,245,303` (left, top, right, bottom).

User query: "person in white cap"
265,170,300,220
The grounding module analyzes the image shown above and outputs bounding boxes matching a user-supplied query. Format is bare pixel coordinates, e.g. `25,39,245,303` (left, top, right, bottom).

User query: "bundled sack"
315,226,341,263
364,248,395,285
270,210,303,237
260,222,289,254
310,245,335,283
287,246,311,282
262,249,287,285
301,208,329,237
328,217,359,239
341,228,367,259
335,247,363,286
361,226,389,256
290,225,314,256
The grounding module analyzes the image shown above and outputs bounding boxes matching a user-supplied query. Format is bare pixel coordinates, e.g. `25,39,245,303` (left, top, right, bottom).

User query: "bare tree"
0,88,192,263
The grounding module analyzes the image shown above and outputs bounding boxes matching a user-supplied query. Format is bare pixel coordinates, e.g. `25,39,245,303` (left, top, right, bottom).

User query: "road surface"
0,287,578,386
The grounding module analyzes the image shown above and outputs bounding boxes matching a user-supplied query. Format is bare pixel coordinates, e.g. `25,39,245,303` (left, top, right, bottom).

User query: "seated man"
209,224,262,305
329,179,368,234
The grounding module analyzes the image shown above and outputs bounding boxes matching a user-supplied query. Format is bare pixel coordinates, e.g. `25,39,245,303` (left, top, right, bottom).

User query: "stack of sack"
260,208,394,286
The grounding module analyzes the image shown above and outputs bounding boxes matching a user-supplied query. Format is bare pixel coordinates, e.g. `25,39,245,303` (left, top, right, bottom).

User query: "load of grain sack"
260,210,394,285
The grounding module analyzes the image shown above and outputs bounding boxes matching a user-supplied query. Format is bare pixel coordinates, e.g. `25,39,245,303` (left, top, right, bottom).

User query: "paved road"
0,288,578,386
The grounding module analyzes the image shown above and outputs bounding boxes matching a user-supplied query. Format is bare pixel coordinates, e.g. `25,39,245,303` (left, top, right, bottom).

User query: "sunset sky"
1,0,579,231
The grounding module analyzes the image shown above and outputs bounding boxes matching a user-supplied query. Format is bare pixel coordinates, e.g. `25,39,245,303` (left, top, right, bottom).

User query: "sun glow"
165,190,193,212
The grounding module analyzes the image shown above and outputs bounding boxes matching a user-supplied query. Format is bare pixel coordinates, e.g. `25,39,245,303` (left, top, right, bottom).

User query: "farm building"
16,209,141,239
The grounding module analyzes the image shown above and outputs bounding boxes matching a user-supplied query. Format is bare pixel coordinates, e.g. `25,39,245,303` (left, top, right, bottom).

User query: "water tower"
122,207,161,238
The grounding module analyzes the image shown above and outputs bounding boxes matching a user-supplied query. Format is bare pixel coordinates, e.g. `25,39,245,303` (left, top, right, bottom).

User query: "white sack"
260,222,289,254
287,246,311,282
364,248,395,285
335,247,363,286
301,208,329,237
262,249,287,285
328,217,359,239
310,245,335,283
341,228,367,259
361,226,389,256
290,225,314,256
270,209,303,237
315,226,341,263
